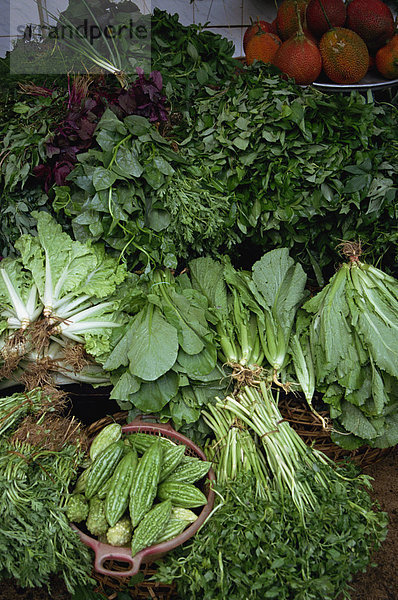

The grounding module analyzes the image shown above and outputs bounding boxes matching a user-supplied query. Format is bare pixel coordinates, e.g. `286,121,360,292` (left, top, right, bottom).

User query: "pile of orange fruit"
243,0,398,85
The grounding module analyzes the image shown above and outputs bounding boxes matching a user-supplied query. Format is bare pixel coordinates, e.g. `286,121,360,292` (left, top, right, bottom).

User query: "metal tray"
312,69,398,92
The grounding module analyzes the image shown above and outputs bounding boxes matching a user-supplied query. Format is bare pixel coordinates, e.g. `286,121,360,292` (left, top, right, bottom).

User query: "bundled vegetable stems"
294,241,398,449
189,248,307,387
161,370,388,600
0,212,126,391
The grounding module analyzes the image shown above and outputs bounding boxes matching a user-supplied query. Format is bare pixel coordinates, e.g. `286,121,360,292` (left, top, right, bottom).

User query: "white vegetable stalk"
0,269,38,330
52,293,92,317
0,269,30,329
51,302,121,341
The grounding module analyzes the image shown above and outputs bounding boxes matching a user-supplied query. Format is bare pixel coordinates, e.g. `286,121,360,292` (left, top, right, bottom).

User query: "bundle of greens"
157,384,387,600
0,389,93,592
158,472,386,599
294,242,398,449
0,211,126,391
102,267,228,442
54,106,238,270
188,248,307,386
0,387,64,437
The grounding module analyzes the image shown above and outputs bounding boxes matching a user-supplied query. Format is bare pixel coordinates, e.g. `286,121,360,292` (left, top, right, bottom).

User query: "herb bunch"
0,388,93,592
175,64,398,279
156,470,387,600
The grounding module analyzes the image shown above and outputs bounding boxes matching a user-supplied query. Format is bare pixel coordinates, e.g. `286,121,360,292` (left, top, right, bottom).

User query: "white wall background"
1,0,278,58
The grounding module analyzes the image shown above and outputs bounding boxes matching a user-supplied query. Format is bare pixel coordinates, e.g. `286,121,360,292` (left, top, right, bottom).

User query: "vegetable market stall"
0,1,397,599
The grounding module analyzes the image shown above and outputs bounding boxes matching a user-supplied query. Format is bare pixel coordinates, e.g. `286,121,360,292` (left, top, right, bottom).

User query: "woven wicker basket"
278,394,392,468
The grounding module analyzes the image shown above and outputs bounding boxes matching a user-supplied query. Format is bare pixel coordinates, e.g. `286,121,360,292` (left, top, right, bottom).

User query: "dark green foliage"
174,64,398,280
0,440,94,592
156,471,388,600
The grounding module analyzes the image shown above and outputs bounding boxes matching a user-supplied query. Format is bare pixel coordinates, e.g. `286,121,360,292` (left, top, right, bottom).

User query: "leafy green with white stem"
0,259,42,330
0,213,127,389
248,248,308,386
188,257,264,371
297,242,398,449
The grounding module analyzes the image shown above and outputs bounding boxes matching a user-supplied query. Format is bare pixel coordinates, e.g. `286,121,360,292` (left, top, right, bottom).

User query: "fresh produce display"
170,65,398,278
157,470,387,600
294,242,398,449
158,381,388,598
0,1,397,597
67,427,211,553
0,211,126,391
0,388,93,592
244,0,398,84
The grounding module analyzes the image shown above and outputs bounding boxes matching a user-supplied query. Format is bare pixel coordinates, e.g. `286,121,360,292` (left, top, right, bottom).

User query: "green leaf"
177,344,217,377
16,212,96,311
130,371,179,412
251,248,307,338
113,146,144,178
128,305,179,381
92,167,118,191
339,401,378,440
110,371,141,401
124,115,152,136
189,257,228,315
196,67,208,85
103,322,136,371
187,42,199,61
153,156,175,176
97,108,127,134
344,174,370,194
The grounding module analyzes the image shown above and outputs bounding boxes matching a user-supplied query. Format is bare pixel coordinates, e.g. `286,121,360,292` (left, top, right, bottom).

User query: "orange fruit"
319,27,369,84
276,0,310,40
243,20,276,53
375,35,398,78
272,32,322,85
245,31,282,65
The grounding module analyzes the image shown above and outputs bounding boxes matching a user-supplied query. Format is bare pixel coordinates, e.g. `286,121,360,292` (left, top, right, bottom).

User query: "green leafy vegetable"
156,470,387,600
0,213,127,390
296,245,398,448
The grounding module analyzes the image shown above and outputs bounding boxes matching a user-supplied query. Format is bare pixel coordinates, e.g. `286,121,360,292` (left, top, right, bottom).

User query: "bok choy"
0,212,127,390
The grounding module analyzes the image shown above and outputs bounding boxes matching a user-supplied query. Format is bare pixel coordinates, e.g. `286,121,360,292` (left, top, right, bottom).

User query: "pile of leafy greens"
157,469,387,600
0,70,170,256
53,106,237,270
172,64,398,279
188,248,308,386
102,266,228,443
101,248,310,443
294,243,398,449
2,7,397,279
0,388,93,592
0,212,126,391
